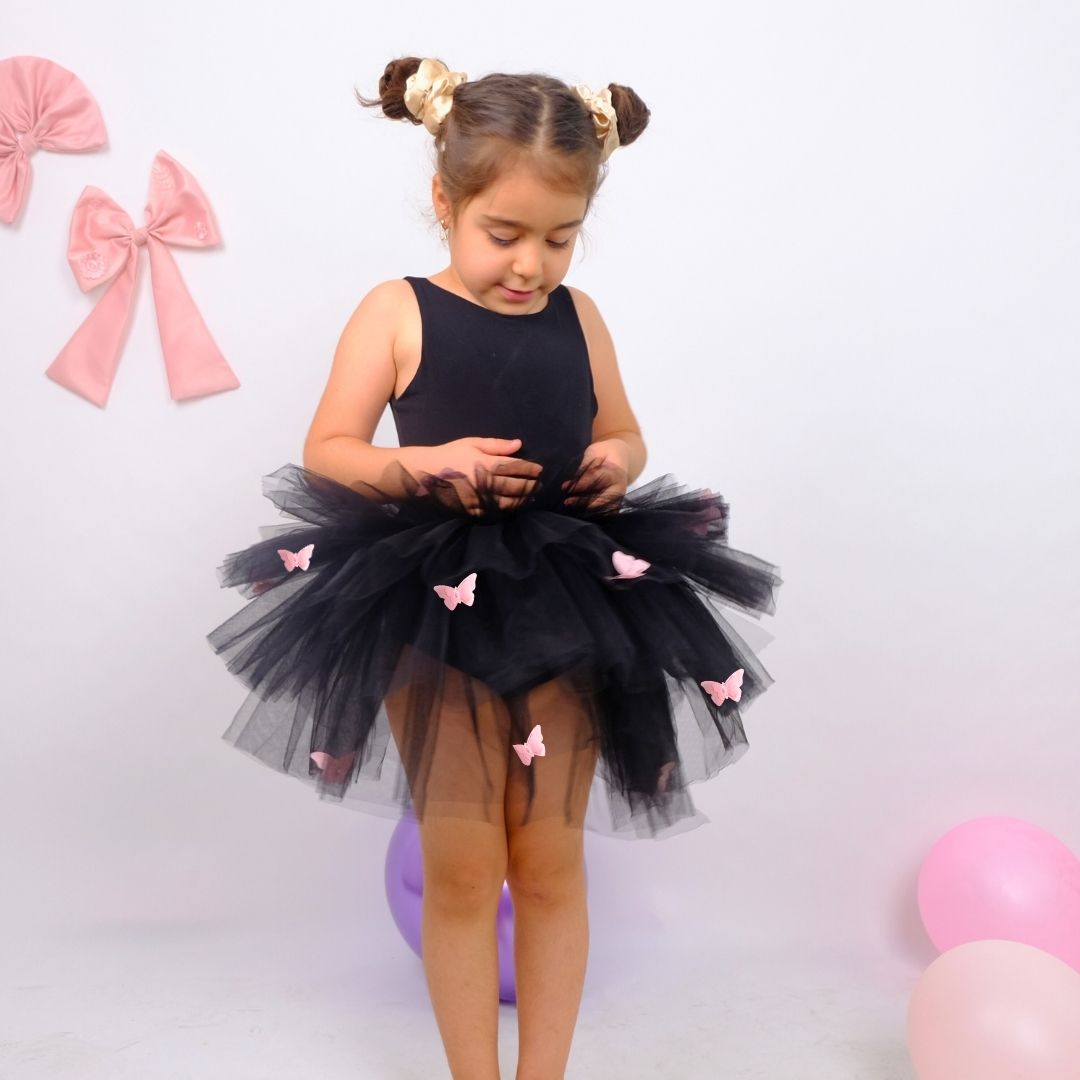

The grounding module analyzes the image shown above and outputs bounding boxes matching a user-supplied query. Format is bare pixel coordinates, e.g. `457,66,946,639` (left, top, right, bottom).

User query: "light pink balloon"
917,816,1080,971
908,940,1080,1079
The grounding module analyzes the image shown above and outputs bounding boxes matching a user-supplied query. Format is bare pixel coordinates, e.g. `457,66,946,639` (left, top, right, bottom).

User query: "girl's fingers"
490,458,543,479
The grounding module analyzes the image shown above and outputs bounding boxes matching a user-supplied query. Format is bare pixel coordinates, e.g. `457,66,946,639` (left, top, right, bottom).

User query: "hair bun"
605,83,650,148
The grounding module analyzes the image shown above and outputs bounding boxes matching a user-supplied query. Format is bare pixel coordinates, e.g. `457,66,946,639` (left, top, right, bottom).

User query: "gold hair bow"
404,58,468,135
571,84,620,162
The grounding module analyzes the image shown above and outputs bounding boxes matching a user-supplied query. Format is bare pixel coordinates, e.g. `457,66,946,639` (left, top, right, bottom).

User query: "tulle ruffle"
207,453,781,840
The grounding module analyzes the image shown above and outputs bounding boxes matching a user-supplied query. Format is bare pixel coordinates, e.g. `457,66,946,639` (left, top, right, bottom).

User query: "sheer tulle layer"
207,454,782,840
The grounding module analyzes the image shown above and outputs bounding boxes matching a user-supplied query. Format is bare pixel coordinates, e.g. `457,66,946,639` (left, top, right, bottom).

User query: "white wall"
3,0,1077,975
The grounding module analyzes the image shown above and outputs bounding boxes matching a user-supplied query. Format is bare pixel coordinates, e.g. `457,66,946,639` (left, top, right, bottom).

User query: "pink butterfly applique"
433,571,477,611
310,750,355,784
512,724,546,766
691,488,725,536
608,550,651,580
278,543,314,572
701,669,744,706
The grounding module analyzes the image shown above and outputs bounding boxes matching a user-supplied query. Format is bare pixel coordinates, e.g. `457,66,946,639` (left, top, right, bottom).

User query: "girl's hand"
420,436,543,515
562,438,630,510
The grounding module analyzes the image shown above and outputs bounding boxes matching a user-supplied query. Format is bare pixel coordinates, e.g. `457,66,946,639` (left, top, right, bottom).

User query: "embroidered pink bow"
45,150,240,407
0,56,107,224
513,724,545,766
279,544,314,572
701,669,744,706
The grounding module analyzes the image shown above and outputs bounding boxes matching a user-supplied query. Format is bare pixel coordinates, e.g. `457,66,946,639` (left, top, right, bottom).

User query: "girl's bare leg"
385,654,512,1080
417,815,508,1080
504,677,599,1080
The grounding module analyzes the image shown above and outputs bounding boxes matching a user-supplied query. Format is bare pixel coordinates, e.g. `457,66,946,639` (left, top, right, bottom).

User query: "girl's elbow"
302,437,323,473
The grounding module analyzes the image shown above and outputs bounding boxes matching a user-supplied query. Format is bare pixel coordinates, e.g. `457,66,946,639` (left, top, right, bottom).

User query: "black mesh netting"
207,453,782,840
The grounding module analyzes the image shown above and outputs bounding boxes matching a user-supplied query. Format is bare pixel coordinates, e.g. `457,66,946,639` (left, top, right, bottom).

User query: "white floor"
0,920,916,1079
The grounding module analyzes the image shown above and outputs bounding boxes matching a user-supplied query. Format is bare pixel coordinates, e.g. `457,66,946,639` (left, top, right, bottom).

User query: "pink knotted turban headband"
0,55,108,225
46,150,240,407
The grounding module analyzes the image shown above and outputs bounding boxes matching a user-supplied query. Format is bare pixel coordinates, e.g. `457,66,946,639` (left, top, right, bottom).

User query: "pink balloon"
908,940,1080,1079
918,816,1080,971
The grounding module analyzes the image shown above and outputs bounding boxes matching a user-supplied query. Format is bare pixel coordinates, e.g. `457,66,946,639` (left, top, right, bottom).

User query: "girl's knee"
506,860,586,905
424,863,508,911
506,826,586,903
421,817,509,910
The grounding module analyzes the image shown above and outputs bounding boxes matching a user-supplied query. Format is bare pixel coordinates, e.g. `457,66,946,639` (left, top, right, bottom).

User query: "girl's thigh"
504,674,600,850
384,645,511,880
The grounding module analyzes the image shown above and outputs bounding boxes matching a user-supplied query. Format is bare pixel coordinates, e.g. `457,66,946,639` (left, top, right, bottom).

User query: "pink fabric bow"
46,150,240,407
0,55,107,224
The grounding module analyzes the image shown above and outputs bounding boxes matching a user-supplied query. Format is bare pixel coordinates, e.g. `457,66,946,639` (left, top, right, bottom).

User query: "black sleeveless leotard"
390,277,599,471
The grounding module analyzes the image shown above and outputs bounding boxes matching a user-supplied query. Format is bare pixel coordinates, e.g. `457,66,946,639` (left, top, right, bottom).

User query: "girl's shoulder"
322,279,421,410
363,277,418,319
372,278,424,403
563,285,608,339
342,278,417,336
562,285,611,357
353,276,420,361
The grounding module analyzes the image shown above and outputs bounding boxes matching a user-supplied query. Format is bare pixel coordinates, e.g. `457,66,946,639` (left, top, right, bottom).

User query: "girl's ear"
431,172,451,221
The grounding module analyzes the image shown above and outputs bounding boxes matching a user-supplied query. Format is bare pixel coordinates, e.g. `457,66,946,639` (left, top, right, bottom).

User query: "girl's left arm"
567,286,648,486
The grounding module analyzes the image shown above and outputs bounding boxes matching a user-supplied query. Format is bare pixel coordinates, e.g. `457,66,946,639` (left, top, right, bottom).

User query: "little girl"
208,56,781,1080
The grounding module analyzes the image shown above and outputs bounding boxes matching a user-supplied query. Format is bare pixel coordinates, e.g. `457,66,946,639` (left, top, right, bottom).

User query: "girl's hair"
356,58,650,229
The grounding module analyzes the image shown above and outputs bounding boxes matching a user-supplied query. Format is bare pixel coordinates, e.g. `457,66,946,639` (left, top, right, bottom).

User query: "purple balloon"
385,809,588,1004
384,809,426,966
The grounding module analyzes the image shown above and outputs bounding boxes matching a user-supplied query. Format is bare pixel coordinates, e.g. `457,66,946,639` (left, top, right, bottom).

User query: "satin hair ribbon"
0,55,108,224
46,150,240,407
570,84,620,163
403,58,468,135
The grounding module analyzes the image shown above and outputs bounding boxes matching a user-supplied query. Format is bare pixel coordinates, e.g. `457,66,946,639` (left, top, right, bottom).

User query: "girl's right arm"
303,281,540,505
303,281,443,499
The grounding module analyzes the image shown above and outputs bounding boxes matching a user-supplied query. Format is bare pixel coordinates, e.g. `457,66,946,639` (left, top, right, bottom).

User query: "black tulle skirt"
207,453,782,840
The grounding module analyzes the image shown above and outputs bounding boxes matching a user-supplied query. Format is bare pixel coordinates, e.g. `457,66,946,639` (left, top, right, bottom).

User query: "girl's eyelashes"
488,233,573,249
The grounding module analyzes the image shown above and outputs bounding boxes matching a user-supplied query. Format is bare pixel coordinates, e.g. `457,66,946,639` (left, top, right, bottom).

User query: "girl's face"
434,164,587,315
